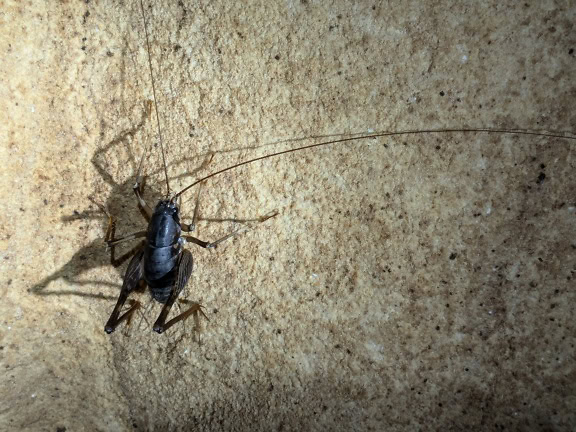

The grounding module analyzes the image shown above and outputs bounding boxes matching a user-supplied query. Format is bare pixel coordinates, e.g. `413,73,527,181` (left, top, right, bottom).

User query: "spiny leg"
119,299,142,336
153,249,201,333
179,175,278,246
135,296,156,330
190,181,203,232
183,229,244,249
181,179,277,230
133,175,153,221
183,210,279,249
106,230,147,248
168,299,209,338
180,177,207,232
194,209,280,225
179,154,214,232
105,248,145,334
123,299,141,327
179,179,204,233
132,127,156,221
103,215,145,267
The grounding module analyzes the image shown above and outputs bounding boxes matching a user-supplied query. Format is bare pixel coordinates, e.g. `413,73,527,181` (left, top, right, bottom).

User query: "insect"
103,0,576,334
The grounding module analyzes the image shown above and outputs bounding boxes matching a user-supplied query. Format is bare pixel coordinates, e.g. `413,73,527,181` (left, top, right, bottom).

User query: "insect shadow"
28,102,156,299
27,100,313,301
28,102,212,300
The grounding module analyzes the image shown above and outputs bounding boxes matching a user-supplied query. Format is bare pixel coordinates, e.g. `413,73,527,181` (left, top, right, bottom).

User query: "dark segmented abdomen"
144,245,178,278
144,247,179,303
144,202,182,303
144,245,179,283
149,276,175,303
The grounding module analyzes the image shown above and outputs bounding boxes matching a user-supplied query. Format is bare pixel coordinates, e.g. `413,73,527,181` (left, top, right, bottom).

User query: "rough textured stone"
1,1,575,431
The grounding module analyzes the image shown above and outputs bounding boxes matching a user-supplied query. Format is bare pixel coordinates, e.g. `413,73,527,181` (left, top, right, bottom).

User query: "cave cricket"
103,0,576,334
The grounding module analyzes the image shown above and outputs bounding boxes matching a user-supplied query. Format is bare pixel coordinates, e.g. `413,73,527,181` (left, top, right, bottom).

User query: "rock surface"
1,1,575,431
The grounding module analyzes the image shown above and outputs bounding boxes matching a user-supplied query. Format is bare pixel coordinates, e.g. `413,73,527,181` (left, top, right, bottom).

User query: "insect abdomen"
143,203,182,302
144,244,180,303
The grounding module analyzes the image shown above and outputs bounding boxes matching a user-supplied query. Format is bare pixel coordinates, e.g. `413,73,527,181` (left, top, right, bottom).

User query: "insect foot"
152,302,208,334
105,299,141,334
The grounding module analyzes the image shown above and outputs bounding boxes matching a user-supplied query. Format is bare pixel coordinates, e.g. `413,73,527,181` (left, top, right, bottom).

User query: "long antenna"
139,0,171,197
172,128,576,199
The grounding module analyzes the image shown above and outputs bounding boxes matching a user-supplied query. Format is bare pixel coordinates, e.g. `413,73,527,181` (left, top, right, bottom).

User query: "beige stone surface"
1,0,575,430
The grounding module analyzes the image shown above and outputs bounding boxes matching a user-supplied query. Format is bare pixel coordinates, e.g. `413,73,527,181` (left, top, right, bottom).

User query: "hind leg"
105,248,145,334
167,299,209,336
152,250,207,333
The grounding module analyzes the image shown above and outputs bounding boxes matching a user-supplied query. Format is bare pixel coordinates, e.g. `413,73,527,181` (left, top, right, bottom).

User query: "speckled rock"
1,1,575,431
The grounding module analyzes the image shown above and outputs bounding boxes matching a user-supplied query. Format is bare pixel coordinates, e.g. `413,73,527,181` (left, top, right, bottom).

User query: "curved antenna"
139,0,171,197
172,128,576,200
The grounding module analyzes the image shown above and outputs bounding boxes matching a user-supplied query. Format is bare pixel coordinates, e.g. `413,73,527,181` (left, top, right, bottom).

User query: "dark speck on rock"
537,172,546,184
449,252,457,260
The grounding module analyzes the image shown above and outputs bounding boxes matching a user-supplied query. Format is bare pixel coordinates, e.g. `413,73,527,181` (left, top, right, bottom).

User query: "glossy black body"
144,201,182,303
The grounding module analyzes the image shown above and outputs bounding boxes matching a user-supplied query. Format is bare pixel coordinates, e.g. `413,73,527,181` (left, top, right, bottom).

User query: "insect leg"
167,299,209,339
153,249,196,333
183,229,246,249
183,210,279,249
119,299,142,336
190,181,203,231
106,230,147,247
105,248,145,334
104,215,145,267
179,181,205,232
133,179,153,221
